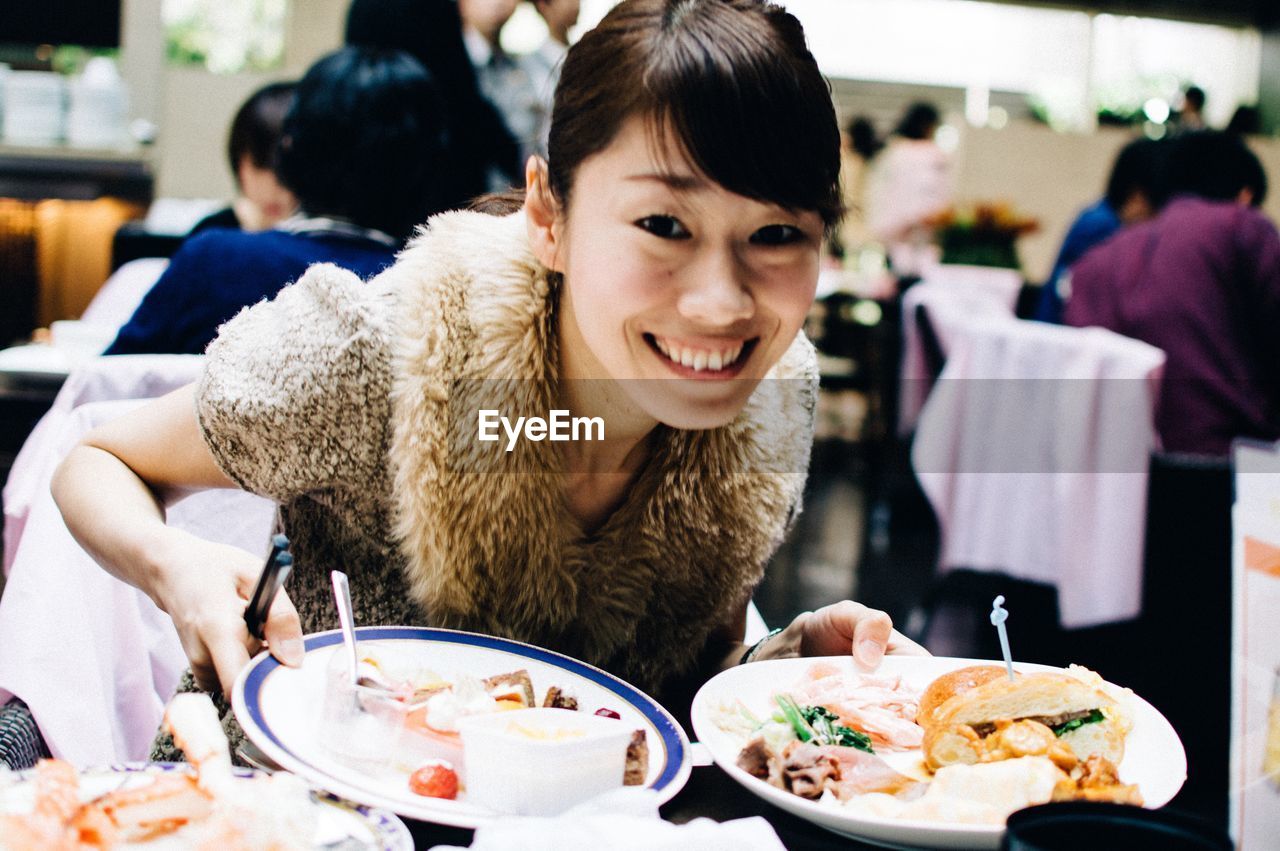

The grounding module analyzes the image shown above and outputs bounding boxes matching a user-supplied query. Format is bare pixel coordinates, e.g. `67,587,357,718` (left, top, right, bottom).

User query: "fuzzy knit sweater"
191,208,816,703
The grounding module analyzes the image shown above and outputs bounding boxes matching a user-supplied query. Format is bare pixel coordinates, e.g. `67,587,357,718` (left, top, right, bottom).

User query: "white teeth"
652,336,747,372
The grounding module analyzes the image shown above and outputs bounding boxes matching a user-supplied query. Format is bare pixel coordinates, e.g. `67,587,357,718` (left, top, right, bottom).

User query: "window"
162,0,288,74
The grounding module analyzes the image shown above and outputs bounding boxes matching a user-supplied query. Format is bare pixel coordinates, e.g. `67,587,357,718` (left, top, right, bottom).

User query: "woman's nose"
676,251,754,326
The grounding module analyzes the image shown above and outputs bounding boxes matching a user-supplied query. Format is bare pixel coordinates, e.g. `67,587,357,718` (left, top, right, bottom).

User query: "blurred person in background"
863,102,951,277
1176,85,1207,132
1227,104,1262,136
1065,130,1279,456
1035,137,1170,324
458,0,548,163
526,0,581,151
189,81,298,236
829,114,883,264
104,47,449,356
346,0,522,203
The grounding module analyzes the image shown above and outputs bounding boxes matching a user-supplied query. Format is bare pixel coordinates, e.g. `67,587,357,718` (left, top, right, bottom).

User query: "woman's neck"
555,289,659,531
555,290,657,475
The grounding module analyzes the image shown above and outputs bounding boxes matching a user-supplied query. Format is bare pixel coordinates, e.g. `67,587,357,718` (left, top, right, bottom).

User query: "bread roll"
920,665,1127,769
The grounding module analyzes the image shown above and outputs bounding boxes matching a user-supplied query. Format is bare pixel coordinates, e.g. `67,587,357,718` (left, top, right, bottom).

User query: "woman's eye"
751,224,805,246
635,215,690,240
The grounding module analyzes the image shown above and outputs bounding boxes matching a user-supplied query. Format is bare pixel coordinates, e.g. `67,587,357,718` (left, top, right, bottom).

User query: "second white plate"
690,655,1186,851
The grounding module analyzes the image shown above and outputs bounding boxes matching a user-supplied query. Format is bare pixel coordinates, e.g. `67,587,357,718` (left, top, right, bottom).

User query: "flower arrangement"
925,202,1040,269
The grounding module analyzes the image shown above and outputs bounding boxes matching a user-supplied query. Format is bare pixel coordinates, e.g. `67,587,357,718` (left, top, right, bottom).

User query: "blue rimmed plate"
232,626,691,827
0,762,411,850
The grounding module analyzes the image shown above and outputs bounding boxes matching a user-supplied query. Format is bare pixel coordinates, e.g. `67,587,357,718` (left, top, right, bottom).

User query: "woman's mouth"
644,333,758,378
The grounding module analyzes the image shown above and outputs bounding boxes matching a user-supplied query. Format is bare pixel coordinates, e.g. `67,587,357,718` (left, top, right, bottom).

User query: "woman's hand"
152,535,305,700
798,601,929,670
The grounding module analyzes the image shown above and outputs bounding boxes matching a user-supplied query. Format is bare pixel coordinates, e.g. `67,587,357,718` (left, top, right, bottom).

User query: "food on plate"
408,761,459,800
737,736,922,801
709,658,1147,824
787,661,923,751
846,756,1071,825
918,664,1133,770
459,707,638,816
324,647,651,806
717,664,925,803
0,694,316,850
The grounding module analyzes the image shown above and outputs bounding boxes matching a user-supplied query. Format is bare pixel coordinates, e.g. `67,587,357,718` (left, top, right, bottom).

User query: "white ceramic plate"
0,762,412,850
690,655,1187,851
233,626,691,827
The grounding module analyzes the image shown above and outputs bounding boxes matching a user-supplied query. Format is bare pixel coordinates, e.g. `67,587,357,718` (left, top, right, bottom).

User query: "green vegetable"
1051,709,1105,736
772,694,875,753
773,694,818,742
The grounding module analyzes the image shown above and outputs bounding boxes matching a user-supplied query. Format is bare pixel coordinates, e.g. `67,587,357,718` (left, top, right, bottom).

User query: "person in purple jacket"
1064,131,1279,456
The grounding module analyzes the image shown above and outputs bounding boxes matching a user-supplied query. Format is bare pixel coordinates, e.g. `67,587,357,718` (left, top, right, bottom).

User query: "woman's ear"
524,156,564,272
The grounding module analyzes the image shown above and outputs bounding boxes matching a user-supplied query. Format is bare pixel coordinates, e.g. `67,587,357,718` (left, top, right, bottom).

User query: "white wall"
119,0,348,199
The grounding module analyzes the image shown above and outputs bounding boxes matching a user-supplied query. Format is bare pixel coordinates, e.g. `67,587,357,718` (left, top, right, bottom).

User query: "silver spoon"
330,570,360,688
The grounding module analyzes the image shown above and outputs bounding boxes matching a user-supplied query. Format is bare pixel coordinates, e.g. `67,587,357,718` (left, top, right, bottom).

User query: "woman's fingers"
800,600,893,669
263,590,305,667
203,619,253,701
848,605,893,670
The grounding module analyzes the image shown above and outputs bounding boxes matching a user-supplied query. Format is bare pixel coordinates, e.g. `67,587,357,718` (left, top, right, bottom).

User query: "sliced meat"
736,737,774,780
818,743,923,801
781,742,840,800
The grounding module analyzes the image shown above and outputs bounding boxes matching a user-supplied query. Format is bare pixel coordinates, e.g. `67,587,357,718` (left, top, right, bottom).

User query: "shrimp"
1,695,313,850
0,760,82,850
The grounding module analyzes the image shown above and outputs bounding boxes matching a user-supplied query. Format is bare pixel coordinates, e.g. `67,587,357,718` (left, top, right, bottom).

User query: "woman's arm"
51,385,304,697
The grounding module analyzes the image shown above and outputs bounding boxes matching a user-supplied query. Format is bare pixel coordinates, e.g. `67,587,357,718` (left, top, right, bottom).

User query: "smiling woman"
50,0,924,763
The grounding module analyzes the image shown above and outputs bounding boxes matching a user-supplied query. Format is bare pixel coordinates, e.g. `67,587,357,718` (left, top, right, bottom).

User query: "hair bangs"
641,2,841,227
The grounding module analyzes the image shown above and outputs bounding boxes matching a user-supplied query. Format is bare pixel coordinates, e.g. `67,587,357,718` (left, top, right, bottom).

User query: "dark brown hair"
227,81,296,178
546,0,841,228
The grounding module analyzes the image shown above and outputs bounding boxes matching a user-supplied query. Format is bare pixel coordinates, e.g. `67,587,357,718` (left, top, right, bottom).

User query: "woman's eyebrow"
624,172,707,192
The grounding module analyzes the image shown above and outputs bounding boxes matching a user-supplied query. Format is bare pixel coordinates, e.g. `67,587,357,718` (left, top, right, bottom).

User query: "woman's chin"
627,380,760,431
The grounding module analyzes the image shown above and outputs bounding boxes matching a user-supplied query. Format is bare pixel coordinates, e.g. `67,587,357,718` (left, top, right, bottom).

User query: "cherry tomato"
409,761,458,799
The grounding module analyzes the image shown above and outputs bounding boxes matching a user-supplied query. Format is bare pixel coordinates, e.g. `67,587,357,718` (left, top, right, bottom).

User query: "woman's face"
541,115,823,430
236,156,297,229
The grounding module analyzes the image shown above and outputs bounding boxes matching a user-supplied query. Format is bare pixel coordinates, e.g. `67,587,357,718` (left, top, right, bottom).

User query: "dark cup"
1003,803,1233,851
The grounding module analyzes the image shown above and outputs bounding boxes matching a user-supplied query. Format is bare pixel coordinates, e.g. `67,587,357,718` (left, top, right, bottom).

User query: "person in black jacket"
346,0,523,207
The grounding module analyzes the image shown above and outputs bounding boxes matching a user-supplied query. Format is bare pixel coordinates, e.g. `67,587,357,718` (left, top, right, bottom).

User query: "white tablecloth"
0,357,276,764
911,313,1165,628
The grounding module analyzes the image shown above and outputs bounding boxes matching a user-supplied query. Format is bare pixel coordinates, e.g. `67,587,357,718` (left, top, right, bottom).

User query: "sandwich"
918,664,1132,772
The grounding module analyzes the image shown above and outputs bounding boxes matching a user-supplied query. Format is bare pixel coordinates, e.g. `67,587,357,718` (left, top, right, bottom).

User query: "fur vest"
199,209,817,696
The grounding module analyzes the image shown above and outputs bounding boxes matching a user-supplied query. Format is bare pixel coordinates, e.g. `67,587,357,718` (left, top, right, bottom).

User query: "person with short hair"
54,0,924,758
1178,85,1207,131
104,47,449,356
189,81,298,236
1065,131,1280,455
1035,137,1170,324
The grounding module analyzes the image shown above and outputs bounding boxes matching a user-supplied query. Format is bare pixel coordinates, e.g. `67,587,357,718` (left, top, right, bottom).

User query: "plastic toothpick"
990,595,1015,681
